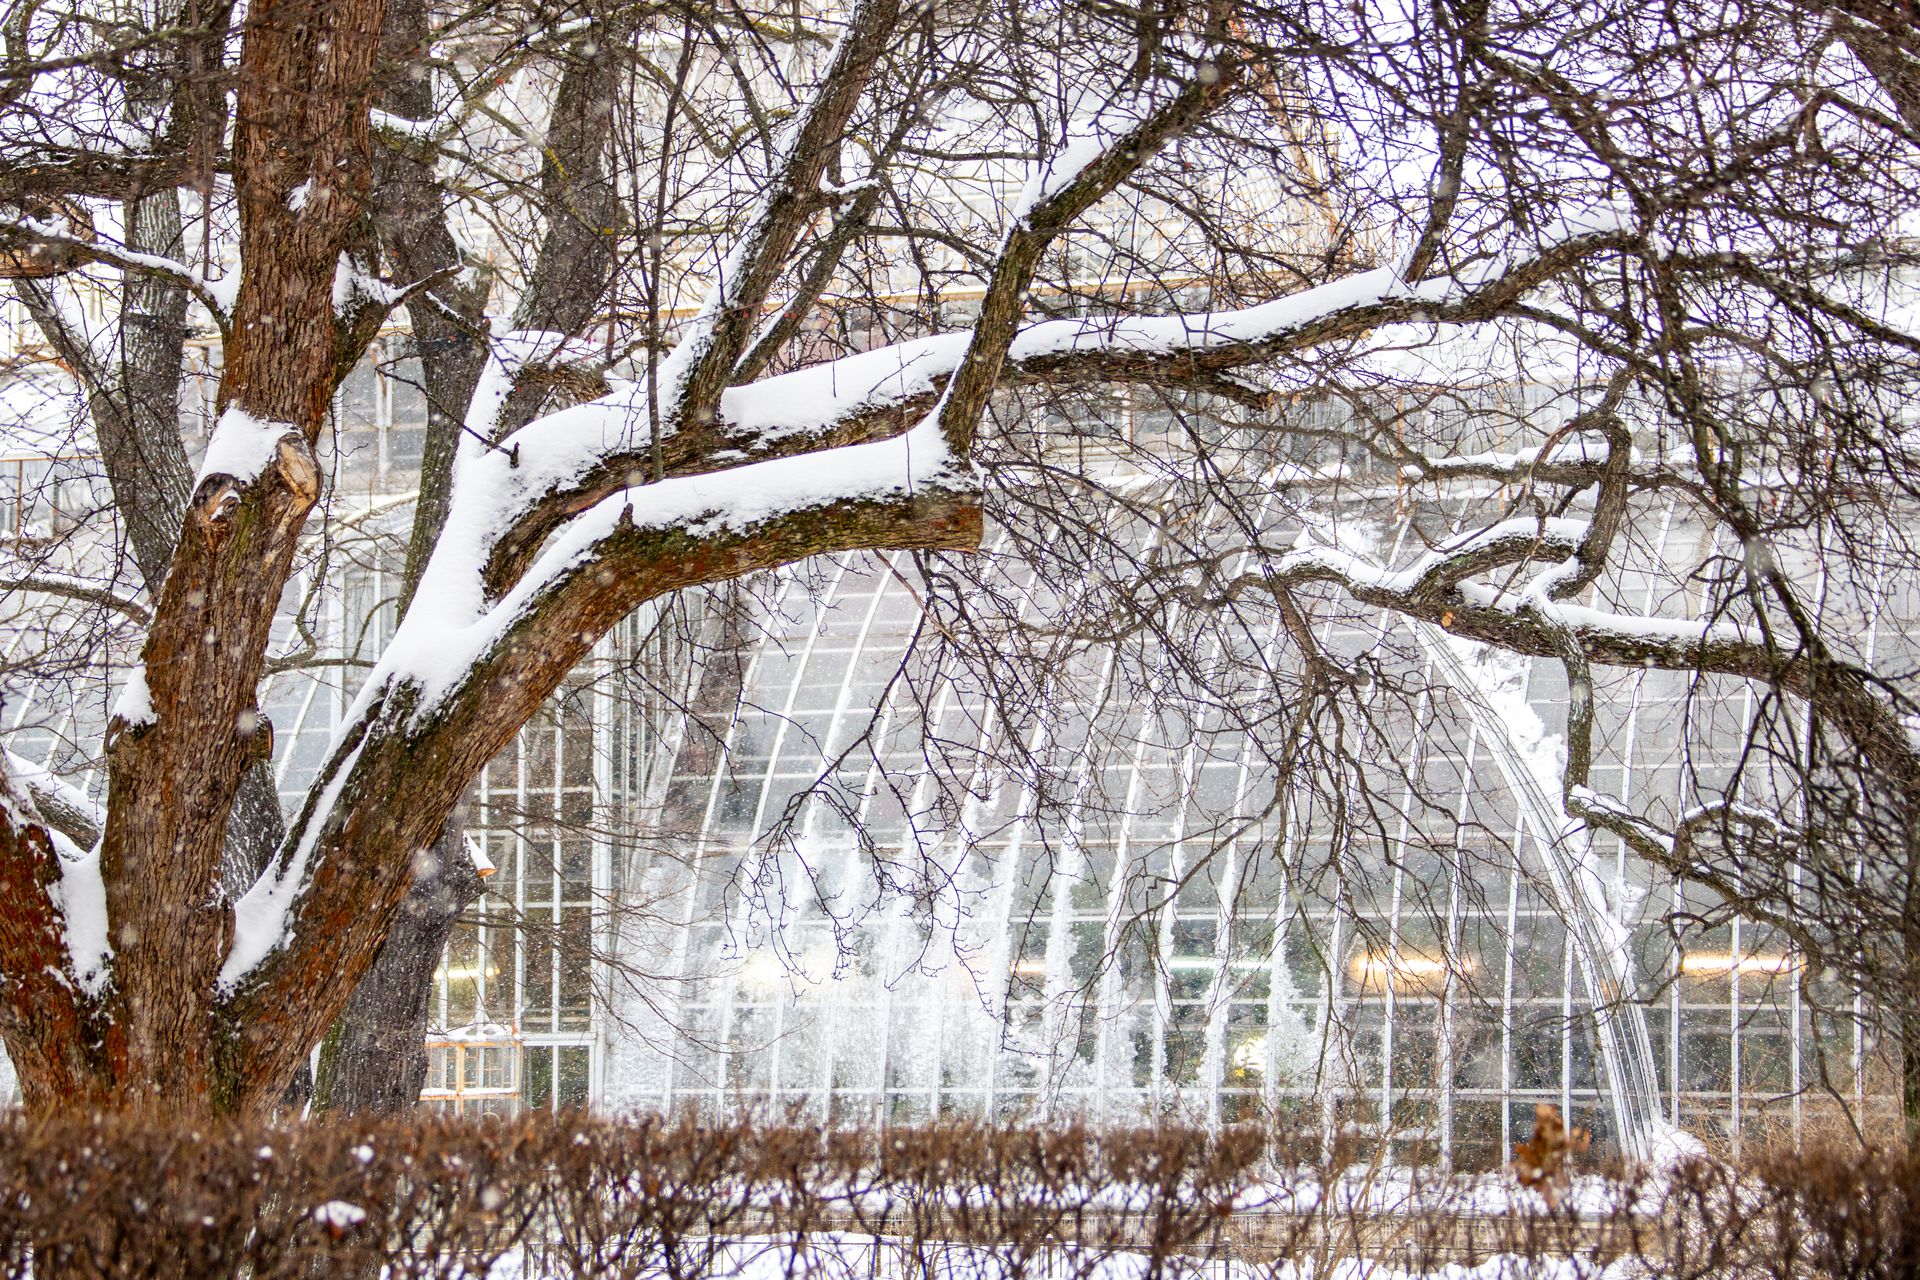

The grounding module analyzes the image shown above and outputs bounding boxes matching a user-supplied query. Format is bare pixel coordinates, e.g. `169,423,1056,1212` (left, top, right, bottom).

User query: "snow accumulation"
50,839,110,996
1275,516,1589,597
311,1200,368,1231
370,107,442,140
10,213,236,326
722,332,972,438
724,206,1629,445
1406,435,1626,479
379,412,961,721
465,327,605,441
1282,510,1765,654
717,270,1421,443
0,749,110,994
1011,85,1155,226
1453,584,1767,650
3,747,103,835
112,663,154,728
196,406,293,487
332,252,404,316
219,739,366,990
439,1019,517,1042
203,269,242,317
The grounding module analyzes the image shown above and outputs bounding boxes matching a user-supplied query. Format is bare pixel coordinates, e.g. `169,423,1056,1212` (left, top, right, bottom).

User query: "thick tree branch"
0,563,150,625
664,0,905,430
482,217,1633,597
94,0,390,1114
223,474,979,1111
0,216,229,329
0,755,112,1112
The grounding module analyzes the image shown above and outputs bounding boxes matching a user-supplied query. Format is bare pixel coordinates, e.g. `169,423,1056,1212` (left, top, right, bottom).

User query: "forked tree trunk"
0,0,392,1117
313,0,624,1117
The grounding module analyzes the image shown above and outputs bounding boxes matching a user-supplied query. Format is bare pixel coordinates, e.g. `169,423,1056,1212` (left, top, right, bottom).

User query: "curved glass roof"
601,425,1908,1165
0,329,1904,1158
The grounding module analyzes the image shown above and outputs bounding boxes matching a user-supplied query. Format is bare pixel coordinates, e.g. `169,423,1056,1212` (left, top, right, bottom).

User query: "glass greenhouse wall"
594,531,1899,1168
0,324,1902,1162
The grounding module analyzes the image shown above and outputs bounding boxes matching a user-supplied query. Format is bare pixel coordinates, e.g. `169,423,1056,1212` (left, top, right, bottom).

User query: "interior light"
435,964,496,981
1348,952,1466,984
1230,1034,1267,1074
1680,953,1798,977
1163,957,1270,972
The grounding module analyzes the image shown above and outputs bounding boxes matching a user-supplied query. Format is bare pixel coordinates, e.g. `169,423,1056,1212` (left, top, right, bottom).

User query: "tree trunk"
113,189,196,586
1904,1008,1920,1144
315,0,625,1118
316,813,482,1114
0,0,392,1118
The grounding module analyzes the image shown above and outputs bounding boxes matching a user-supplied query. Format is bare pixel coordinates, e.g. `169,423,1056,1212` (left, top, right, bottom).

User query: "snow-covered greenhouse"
0,290,1899,1169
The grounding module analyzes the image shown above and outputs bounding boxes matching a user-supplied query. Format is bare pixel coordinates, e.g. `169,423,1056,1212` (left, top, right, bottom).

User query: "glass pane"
523,1045,554,1110
558,1046,591,1110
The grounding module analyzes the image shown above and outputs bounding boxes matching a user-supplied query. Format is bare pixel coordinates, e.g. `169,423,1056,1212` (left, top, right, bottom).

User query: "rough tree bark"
315,816,481,1113
316,0,628,1116
15,184,290,888
0,0,395,1116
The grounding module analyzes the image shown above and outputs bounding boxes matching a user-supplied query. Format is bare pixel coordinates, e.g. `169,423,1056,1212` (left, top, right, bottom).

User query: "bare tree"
0,0,1915,1136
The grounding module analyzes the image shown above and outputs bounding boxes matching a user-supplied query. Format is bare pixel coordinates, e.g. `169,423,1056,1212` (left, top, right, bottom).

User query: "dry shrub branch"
0,1115,1910,1278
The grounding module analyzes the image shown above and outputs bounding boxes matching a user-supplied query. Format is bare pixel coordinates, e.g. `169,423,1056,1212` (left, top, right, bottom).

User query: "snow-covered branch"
0,559,151,626
0,216,230,330
3,749,103,850
0,749,101,1107
659,0,908,430
482,210,1636,606
219,418,980,1070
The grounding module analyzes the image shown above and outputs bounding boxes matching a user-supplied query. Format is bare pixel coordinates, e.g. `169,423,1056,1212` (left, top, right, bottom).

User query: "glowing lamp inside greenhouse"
1348,952,1466,986
1680,953,1798,977
434,964,497,981
1164,957,1268,972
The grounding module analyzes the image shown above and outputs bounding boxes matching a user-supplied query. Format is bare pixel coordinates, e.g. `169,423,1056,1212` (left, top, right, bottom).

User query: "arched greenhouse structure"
0,325,1902,1167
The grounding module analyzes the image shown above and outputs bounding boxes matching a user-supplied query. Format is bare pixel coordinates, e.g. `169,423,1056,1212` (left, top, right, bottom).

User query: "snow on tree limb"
372,416,971,728
0,215,230,329
0,559,150,626
3,749,105,850
477,210,1635,609
0,749,109,1107
218,456,980,1086
657,0,907,431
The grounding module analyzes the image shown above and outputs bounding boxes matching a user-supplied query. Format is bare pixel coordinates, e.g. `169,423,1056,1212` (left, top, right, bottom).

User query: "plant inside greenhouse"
0,0,1916,1267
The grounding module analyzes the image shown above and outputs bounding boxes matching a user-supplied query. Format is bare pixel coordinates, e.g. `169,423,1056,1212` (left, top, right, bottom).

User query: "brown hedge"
0,1112,1909,1279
